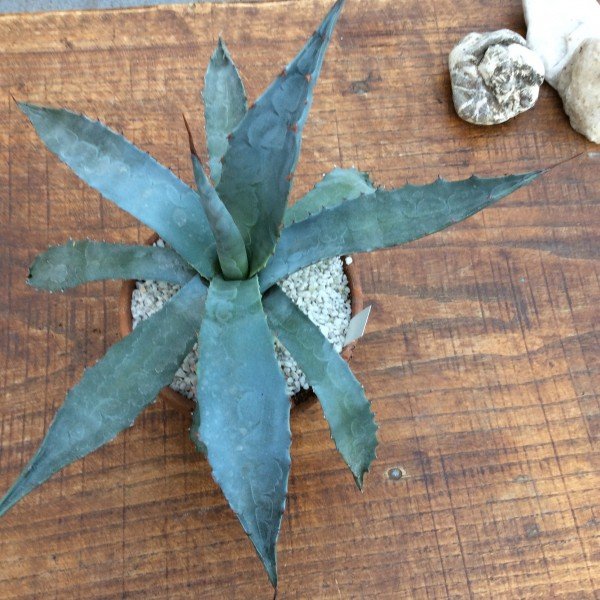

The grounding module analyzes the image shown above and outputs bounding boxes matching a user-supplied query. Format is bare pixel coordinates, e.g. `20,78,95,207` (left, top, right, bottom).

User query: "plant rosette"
118,233,364,414
1,0,545,589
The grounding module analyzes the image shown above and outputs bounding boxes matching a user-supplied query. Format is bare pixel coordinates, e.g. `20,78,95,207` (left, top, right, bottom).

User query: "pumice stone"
523,0,600,143
449,29,545,125
523,0,600,87
556,38,600,144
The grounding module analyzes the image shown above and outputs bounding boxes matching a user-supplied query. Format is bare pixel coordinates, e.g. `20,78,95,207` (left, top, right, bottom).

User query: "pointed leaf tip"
263,287,378,489
216,0,347,276
0,277,206,517
261,169,544,290
189,147,248,279
320,0,346,35
196,277,290,586
18,102,217,278
16,100,32,116
256,543,278,588
203,35,247,186
182,113,200,159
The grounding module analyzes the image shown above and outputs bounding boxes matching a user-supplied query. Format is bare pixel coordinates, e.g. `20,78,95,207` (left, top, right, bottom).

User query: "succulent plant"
0,0,544,588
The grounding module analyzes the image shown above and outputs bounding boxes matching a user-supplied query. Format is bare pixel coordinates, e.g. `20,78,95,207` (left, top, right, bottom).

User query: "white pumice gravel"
131,246,352,398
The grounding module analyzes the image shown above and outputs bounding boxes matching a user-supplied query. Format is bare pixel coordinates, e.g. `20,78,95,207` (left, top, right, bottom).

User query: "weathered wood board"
0,0,598,597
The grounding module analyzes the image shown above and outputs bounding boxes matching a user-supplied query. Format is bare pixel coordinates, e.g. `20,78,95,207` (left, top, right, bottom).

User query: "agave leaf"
203,37,247,186
190,402,207,455
0,276,207,518
17,103,218,279
190,153,249,279
196,275,291,587
284,167,375,226
263,286,377,488
217,0,346,277
184,118,249,280
28,240,195,291
260,171,544,290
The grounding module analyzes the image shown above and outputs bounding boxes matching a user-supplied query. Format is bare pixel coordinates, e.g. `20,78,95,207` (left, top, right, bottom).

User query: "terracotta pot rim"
118,233,364,415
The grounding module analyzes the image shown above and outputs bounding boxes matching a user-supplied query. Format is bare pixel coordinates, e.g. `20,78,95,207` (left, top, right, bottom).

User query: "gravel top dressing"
131,240,352,398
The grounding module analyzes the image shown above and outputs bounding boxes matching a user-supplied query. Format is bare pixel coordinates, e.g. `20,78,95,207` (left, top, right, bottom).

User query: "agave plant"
0,0,543,587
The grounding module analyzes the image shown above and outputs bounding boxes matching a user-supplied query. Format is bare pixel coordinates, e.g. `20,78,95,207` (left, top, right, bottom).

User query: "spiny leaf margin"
284,167,375,226
264,286,377,487
260,170,544,290
196,275,291,587
17,102,218,278
203,37,248,186
28,240,195,291
217,0,347,277
0,276,207,517
184,115,249,280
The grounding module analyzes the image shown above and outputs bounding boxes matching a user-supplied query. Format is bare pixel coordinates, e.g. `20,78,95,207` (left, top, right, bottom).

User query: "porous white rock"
556,38,600,143
449,30,545,125
523,0,600,86
131,255,352,399
523,0,600,143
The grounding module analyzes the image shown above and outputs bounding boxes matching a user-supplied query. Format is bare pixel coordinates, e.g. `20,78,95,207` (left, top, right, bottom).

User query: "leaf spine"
182,113,200,161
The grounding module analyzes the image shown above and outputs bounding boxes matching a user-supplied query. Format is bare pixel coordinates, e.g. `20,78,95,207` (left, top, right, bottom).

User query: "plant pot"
118,233,364,415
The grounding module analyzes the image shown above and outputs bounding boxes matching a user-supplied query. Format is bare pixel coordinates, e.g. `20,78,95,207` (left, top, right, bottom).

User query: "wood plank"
0,0,598,597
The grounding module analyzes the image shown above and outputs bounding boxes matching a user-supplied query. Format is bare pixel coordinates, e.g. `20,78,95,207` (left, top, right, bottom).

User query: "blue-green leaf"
0,277,207,518
284,167,375,226
217,0,346,276
203,37,247,186
185,122,248,280
190,401,207,455
18,103,218,278
28,240,195,291
196,276,291,587
263,286,377,488
260,171,544,290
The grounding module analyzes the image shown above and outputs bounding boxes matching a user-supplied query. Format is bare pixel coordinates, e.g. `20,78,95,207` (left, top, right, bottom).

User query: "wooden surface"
0,1,598,597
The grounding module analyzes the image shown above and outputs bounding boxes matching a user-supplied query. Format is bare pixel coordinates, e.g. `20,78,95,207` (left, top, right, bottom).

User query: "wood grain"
0,1,598,597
